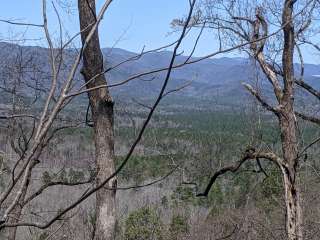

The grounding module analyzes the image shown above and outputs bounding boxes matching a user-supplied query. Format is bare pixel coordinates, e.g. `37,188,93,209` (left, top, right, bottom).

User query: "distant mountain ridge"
0,42,319,106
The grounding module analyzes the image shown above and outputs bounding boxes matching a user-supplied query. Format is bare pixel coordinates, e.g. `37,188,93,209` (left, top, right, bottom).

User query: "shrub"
38,232,49,240
124,207,163,240
41,171,52,185
169,215,189,240
68,168,85,183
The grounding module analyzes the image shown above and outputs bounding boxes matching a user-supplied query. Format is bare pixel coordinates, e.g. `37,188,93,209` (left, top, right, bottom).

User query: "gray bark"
78,1,116,239
279,1,303,239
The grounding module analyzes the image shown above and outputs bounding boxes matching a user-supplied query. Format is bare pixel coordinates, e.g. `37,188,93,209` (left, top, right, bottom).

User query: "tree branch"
197,148,282,197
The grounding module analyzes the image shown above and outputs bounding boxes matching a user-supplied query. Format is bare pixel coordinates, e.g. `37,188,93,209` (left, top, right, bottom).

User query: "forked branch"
197,147,282,197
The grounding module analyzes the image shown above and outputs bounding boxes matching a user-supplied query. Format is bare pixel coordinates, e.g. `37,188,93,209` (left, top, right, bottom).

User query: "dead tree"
191,1,320,239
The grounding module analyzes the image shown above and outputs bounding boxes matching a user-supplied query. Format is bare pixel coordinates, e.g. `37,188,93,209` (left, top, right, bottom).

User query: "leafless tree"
77,1,118,239
183,1,320,240
0,0,201,239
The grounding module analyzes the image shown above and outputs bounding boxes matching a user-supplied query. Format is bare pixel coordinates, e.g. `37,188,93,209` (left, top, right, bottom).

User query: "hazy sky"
0,0,318,63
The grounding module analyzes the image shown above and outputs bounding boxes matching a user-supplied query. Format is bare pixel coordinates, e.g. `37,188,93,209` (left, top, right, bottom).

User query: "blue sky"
0,0,217,55
0,0,318,63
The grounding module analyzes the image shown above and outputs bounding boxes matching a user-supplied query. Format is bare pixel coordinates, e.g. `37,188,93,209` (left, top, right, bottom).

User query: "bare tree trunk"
78,1,116,240
280,1,303,239
279,112,303,240
5,162,34,240
281,165,302,240
5,207,22,240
